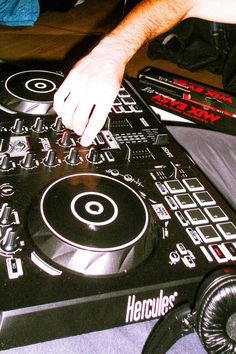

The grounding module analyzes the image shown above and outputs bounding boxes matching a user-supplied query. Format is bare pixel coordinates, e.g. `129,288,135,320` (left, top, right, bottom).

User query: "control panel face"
0,69,235,349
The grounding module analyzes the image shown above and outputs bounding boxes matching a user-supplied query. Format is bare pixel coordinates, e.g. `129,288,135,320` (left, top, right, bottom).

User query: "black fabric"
148,19,236,94
223,42,236,93
39,0,77,13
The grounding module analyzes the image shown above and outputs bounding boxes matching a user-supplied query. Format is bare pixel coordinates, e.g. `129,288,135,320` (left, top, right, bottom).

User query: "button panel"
157,175,236,265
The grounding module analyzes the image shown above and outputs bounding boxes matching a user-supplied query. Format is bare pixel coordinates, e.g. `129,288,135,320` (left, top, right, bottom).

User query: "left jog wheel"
27,173,158,276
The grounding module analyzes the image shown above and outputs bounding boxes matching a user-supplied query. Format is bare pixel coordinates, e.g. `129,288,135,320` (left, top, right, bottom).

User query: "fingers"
53,74,75,115
53,56,125,146
54,80,118,146
80,97,114,146
69,88,115,146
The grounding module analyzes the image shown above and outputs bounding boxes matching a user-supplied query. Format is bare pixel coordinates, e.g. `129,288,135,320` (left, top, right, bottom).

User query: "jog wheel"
0,70,64,115
27,173,157,276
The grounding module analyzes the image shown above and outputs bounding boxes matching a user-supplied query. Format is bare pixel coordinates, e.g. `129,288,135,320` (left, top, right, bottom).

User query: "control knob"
20,150,36,169
60,130,72,147
0,132,11,153
32,117,45,133
87,147,102,164
0,203,13,225
52,116,64,132
43,149,58,167
0,153,12,170
12,118,25,134
66,147,79,165
1,227,18,253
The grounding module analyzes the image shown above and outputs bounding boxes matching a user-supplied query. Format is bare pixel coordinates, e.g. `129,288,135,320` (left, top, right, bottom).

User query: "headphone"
142,267,236,354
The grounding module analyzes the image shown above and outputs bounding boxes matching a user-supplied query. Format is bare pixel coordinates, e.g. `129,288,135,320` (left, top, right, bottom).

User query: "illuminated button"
200,246,213,262
122,105,133,113
6,258,23,279
165,195,178,210
216,222,236,240
132,104,143,113
196,225,222,243
186,227,202,245
118,89,129,97
176,243,188,255
183,178,204,192
204,206,228,223
209,244,229,263
121,96,136,105
175,211,190,226
222,242,236,261
182,255,196,268
184,208,208,225
155,182,168,195
104,151,115,162
193,191,216,206
113,97,121,105
112,106,123,114
164,180,186,194
174,193,197,209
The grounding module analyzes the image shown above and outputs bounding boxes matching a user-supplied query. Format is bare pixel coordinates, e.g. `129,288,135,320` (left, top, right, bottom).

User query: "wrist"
95,31,142,67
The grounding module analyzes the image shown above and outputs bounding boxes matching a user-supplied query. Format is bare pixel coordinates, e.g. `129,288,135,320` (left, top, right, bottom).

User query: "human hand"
53,42,126,146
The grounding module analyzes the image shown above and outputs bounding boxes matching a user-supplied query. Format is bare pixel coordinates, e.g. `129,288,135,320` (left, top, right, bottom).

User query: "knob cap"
66,147,79,165
0,132,10,153
0,153,12,170
44,149,57,166
52,116,64,132
87,147,102,164
33,117,45,133
12,118,25,134
2,227,18,252
0,203,13,225
60,130,72,147
21,151,35,169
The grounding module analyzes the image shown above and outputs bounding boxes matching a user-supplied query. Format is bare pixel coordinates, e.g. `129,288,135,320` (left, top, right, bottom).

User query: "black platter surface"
0,69,64,115
28,172,155,275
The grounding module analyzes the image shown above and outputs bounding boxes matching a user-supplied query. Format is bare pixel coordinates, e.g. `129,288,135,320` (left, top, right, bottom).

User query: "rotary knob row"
0,117,65,156
0,204,20,253
43,147,80,166
1,116,65,138
0,147,81,170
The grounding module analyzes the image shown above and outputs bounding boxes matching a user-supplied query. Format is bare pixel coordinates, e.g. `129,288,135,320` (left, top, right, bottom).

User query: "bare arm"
188,0,236,23
53,0,235,146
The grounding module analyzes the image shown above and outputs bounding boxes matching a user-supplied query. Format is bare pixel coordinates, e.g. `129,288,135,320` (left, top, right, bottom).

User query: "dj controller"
0,67,235,350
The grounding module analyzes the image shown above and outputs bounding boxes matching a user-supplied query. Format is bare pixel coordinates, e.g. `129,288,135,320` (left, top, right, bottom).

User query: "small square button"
196,225,222,243
222,242,236,261
205,206,228,223
216,222,236,240
184,208,208,225
118,89,129,97
121,96,136,105
164,180,186,194
193,191,216,206
174,193,197,209
183,178,204,192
